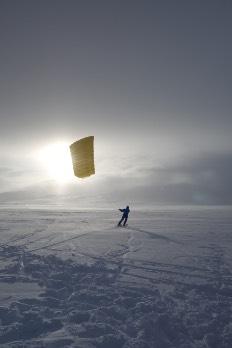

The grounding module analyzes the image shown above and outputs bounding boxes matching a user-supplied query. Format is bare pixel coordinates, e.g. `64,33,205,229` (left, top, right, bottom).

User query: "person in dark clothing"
118,206,130,226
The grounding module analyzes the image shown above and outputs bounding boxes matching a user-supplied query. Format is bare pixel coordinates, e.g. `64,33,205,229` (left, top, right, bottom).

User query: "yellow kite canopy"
69,136,95,178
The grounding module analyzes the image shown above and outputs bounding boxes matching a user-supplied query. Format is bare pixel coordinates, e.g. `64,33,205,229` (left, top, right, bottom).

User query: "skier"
118,206,130,227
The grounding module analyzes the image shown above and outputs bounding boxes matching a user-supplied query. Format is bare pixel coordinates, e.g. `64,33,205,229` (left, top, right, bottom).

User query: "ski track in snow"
0,208,232,348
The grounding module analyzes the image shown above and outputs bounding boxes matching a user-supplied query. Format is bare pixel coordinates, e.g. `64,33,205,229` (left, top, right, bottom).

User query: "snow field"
0,207,232,347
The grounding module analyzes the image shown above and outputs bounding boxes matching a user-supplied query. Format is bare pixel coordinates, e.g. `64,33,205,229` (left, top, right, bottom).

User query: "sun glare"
39,143,74,183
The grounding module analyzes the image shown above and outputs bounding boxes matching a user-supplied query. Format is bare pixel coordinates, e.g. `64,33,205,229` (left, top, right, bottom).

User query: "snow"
0,207,232,347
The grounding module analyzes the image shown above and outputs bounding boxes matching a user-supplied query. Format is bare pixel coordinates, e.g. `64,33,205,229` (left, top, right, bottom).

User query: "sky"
0,0,232,207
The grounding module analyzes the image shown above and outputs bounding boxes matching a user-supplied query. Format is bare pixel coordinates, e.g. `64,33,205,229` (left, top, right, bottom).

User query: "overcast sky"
0,0,232,207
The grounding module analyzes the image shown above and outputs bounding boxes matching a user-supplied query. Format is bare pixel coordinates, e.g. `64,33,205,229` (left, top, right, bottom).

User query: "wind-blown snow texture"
0,207,232,347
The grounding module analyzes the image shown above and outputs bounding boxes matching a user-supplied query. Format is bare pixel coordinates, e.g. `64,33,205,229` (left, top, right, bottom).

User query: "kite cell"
69,136,95,178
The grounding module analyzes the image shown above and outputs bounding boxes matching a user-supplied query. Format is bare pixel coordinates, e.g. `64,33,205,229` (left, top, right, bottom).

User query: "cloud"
128,152,232,205
94,152,232,206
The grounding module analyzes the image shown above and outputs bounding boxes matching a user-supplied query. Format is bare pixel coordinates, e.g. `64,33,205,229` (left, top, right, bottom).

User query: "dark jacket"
119,207,130,218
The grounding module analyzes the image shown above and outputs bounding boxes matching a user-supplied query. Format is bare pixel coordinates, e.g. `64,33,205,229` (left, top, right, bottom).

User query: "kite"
69,136,95,178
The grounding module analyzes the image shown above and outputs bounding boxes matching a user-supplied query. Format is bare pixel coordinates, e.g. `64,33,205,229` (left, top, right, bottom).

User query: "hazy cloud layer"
1,152,232,207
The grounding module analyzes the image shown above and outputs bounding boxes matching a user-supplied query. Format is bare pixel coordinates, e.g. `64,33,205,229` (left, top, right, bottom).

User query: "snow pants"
118,216,128,226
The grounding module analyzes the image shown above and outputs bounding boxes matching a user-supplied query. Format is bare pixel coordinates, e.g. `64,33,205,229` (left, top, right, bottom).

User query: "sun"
39,142,74,183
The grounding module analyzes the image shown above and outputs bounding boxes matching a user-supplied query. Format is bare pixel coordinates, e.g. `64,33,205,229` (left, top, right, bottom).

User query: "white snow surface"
0,207,232,348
